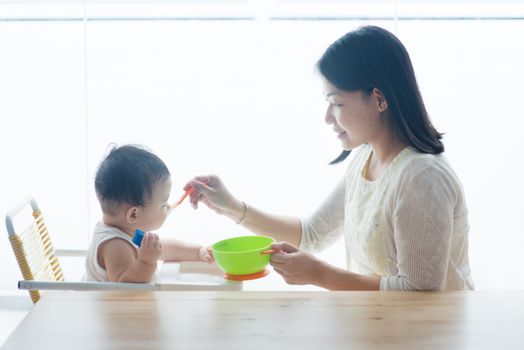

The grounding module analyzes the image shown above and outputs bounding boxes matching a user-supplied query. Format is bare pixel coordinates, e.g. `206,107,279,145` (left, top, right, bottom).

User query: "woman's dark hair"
95,144,170,214
317,25,444,164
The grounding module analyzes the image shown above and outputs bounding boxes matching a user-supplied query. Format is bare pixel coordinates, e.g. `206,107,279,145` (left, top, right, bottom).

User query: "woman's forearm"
316,262,381,291
227,200,302,246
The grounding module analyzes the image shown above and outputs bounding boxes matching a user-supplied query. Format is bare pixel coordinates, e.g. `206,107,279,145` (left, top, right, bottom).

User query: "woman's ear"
372,88,388,112
125,206,141,224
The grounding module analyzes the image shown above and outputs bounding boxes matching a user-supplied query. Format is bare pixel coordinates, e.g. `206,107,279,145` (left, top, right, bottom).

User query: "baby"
85,144,213,283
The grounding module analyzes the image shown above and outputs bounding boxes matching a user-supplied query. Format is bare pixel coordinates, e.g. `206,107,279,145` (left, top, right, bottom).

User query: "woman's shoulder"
392,148,464,194
399,149,456,176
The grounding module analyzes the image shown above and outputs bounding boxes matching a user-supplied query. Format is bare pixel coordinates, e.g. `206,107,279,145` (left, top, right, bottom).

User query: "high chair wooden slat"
6,198,64,303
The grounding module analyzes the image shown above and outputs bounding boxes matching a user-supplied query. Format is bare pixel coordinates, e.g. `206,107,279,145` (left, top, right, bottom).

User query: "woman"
185,26,474,291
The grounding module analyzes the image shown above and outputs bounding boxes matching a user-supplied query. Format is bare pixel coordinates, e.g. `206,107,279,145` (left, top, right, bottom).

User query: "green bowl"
211,235,275,275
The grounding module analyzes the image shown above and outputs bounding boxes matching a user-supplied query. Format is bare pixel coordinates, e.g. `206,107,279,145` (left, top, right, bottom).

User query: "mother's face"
321,77,384,150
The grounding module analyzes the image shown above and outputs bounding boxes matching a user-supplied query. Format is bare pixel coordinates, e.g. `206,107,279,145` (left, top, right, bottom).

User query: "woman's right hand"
184,175,244,219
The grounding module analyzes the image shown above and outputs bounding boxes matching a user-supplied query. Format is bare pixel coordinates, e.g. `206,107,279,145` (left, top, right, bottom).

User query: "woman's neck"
365,133,407,181
371,140,407,165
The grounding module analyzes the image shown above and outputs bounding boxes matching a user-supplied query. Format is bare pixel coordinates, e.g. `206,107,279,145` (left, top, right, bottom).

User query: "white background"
1,1,523,291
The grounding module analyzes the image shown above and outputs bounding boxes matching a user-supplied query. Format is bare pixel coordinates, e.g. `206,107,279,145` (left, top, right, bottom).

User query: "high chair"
6,197,240,303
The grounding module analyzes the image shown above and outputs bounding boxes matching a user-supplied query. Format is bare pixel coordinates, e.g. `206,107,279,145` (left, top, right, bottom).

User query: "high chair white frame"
6,197,240,303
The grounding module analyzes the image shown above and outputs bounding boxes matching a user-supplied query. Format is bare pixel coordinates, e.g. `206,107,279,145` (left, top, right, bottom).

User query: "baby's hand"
137,232,162,265
199,246,214,264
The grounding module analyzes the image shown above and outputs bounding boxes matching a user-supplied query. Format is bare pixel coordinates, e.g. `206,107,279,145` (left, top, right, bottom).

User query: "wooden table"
2,291,524,349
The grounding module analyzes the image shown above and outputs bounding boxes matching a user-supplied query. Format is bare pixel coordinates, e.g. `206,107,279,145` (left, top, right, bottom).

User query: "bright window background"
1,0,523,291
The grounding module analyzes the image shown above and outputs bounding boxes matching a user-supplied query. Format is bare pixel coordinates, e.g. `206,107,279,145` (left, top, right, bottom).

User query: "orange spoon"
171,187,195,211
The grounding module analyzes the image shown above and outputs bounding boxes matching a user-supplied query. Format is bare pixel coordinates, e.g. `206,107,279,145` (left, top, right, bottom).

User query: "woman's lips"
337,131,346,139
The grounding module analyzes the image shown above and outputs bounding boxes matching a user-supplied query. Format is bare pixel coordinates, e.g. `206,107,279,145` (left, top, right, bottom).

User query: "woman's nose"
324,105,334,124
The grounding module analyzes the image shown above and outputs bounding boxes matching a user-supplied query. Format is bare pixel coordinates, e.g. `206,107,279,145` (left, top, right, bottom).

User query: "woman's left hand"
269,242,325,286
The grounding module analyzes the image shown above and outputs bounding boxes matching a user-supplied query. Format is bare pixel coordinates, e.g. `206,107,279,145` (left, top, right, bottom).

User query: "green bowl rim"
211,235,275,254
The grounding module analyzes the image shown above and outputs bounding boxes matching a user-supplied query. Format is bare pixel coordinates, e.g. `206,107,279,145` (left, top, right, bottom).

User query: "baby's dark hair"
95,144,170,215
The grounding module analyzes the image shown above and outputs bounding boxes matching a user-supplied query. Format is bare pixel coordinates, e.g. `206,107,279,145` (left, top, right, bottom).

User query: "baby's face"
139,177,172,231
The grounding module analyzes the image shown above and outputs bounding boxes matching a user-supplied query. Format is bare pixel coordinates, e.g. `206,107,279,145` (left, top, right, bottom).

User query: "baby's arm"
159,238,213,263
99,233,161,283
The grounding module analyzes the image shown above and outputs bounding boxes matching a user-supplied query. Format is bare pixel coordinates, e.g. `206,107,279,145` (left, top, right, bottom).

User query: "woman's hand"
184,175,244,221
270,242,325,286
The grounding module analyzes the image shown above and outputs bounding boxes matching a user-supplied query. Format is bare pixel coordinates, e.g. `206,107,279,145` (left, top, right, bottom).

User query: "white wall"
1,17,523,291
